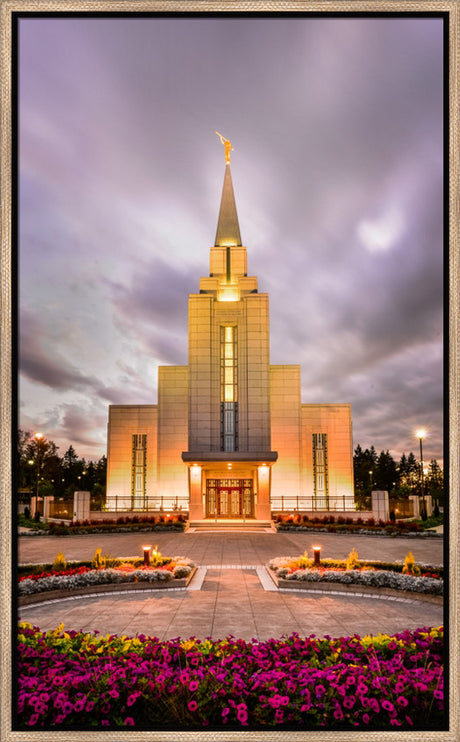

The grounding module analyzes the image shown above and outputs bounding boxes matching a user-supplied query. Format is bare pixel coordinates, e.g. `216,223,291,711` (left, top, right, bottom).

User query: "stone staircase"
187,519,275,532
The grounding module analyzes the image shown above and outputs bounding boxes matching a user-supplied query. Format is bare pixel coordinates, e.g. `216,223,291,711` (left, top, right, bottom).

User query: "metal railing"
270,495,357,512
100,495,189,513
389,498,414,518
49,499,74,518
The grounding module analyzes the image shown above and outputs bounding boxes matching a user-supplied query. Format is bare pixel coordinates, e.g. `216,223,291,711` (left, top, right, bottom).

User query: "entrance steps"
188,519,275,533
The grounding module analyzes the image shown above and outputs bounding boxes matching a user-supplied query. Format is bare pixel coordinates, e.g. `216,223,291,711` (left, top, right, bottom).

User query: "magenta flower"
362,713,370,724
381,699,395,712
189,680,199,692
237,706,248,724
124,717,135,725
188,701,198,712
343,695,356,709
127,692,141,707
396,696,408,707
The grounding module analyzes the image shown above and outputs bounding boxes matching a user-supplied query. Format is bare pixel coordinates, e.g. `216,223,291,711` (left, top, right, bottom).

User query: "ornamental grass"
17,623,444,730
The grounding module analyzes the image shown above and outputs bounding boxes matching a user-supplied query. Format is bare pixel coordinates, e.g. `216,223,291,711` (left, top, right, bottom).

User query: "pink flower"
188,701,198,712
127,692,141,707
362,713,370,724
396,696,408,707
343,695,356,709
237,706,248,725
189,680,199,692
124,717,135,726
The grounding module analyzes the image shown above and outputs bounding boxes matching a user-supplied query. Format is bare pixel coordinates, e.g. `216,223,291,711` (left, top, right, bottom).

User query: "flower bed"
17,623,444,730
274,514,442,536
18,552,196,598
268,552,443,596
46,514,186,536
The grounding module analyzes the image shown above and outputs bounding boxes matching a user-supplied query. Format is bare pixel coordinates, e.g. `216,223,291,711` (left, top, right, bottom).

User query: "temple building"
106,136,354,523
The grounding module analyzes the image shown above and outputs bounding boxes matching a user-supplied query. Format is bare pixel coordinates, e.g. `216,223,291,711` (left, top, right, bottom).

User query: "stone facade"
106,154,354,521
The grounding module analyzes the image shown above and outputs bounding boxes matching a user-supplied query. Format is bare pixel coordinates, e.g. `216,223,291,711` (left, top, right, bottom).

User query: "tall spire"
214,133,242,247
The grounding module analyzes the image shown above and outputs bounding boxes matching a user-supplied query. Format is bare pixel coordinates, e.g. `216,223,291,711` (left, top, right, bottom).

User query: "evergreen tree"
375,450,397,492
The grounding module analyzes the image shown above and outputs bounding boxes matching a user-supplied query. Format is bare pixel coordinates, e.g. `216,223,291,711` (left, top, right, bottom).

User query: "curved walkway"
18,530,444,641
19,568,443,641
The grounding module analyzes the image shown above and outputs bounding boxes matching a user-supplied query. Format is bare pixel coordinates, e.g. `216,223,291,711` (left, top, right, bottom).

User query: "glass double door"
206,479,253,518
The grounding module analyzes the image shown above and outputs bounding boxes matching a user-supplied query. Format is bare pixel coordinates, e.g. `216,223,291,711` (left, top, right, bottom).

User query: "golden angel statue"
215,131,234,163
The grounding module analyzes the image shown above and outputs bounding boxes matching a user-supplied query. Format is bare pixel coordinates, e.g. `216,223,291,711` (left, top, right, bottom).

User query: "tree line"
353,444,444,504
17,430,107,501
17,430,444,505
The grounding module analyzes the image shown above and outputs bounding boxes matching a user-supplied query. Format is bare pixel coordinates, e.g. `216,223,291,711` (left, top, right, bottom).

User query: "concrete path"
18,566,443,641
18,531,444,641
18,529,444,566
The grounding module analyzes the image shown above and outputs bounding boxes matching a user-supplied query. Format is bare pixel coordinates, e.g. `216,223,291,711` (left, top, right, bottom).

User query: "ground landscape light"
312,546,321,566
142,546,152,565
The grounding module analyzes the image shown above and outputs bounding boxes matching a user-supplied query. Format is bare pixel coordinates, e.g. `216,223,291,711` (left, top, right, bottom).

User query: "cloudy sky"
18,14,445,466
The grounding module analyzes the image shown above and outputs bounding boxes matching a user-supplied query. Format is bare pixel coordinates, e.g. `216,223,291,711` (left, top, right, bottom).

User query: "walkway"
18,531,444,641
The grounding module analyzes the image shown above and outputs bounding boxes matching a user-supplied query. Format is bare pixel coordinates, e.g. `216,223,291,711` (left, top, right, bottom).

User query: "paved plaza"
18,530,444,641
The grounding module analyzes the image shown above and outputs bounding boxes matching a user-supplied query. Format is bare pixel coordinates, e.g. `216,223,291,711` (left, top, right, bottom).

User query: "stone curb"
267,569,443,604
18,567,196,606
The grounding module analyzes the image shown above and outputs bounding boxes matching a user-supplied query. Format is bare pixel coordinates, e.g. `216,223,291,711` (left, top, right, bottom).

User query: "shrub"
345,547,359,571
403,551,421,576
91,548,106,570
52,551,67,571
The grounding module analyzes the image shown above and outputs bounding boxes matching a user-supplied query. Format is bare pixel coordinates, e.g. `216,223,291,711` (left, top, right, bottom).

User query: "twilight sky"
18,14,445,466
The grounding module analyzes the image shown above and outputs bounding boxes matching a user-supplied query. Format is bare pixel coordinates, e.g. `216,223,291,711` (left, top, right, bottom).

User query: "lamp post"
32,433,44,498
368,470,373,493
416,429,426,515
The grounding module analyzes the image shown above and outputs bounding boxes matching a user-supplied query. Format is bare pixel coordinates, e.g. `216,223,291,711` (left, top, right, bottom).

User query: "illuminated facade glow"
106,141,354,522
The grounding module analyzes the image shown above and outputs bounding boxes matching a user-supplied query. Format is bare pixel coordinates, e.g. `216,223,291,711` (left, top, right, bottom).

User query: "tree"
398,452,419,489
353,445,378,495
19,432,60,495
426,459,444,504
375,450,397,492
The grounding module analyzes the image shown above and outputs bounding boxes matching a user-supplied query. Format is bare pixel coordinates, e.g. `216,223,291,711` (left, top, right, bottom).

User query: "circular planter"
18,567,197,606
267,568,443,605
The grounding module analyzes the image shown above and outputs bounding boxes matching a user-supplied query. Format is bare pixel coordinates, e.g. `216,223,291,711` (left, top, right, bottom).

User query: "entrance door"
206,479,254,518
218,486,242,517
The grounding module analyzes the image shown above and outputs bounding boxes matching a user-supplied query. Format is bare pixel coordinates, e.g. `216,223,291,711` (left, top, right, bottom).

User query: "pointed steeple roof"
214,163,242,247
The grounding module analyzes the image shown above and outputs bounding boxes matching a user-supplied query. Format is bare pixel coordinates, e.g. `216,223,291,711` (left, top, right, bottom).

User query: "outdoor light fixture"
416,429,427,511
142,546,151,566
312,546,321,566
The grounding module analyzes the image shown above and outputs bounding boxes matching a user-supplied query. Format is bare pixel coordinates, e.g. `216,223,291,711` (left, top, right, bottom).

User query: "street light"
416,429,426,515
368,470,373,492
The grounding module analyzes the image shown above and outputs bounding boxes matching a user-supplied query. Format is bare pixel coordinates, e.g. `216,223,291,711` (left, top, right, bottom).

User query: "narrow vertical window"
131,434,147,508
313,433,328,508
220,325,238,451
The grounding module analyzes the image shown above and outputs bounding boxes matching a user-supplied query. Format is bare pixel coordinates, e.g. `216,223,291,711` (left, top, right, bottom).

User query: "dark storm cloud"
17,16,445,461
58,404,108,452
19,311,101,391
105,255,190,365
